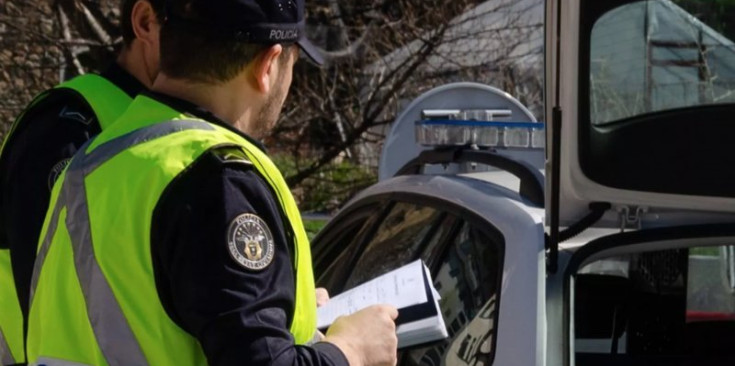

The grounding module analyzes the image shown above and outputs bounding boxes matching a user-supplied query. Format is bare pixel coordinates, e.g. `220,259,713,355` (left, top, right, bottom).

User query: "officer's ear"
252,44,284,95
130,0,160,53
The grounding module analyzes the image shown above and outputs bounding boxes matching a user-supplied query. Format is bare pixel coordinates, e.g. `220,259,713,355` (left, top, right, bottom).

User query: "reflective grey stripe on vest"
33,357,91,366
0,327,16,365
29,187,66,306
30,120,215,366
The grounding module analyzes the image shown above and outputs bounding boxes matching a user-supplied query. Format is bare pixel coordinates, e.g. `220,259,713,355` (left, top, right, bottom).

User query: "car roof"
458,168,544,195
346,172,544,225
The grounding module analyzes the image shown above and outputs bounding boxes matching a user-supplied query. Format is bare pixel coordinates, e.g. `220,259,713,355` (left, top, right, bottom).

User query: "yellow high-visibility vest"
0,73,132,366
27,95,316,365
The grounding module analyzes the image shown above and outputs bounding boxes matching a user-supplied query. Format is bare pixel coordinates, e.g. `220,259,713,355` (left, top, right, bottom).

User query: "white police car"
311,1,735,365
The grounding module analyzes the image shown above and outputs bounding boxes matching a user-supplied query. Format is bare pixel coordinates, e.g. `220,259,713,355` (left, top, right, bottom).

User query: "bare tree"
0,0,121,136
274,0,543,211
0,0,544,212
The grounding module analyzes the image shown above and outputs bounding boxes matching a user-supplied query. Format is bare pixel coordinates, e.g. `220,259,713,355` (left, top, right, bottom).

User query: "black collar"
100,63,146,99
141,91,267,152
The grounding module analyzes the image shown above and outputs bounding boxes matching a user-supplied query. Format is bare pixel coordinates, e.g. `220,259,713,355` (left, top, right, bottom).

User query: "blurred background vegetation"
0,0,543,213
4,0,731,214
0,0,545,214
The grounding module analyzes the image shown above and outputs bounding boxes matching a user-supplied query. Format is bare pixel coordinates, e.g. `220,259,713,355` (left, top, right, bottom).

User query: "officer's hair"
159,19,293,84
121,0,166,47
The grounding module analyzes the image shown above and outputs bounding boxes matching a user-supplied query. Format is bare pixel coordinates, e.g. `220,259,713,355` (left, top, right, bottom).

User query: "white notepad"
317,259,448,348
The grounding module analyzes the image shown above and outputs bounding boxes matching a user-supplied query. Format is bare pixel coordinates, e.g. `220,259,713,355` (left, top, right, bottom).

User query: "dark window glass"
422,212,459,270
321,200,503,366
401,223,501,366
345,202,445,288
589,0,735,125
314,205,381,291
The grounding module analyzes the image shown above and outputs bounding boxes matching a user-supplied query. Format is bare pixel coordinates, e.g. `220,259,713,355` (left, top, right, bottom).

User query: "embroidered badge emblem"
227,213,275,271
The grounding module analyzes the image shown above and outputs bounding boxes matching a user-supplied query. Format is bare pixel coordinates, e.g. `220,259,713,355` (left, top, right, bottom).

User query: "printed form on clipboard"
316,259,448,348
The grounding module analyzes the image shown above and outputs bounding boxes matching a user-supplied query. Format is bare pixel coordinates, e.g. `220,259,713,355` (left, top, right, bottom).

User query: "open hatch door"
546,0,735,234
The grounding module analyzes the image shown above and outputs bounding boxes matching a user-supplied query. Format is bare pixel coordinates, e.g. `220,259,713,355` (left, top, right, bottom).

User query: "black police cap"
164,0,324,65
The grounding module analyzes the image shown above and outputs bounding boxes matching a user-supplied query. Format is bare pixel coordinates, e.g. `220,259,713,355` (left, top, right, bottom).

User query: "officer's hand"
316,287,330,307
323,304,398,366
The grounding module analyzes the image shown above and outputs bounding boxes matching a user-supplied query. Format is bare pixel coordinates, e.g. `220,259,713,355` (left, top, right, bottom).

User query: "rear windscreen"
578,0,735,197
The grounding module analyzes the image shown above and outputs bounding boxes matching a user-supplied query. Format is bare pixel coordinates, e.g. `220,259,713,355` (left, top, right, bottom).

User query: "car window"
588,0,735,125
314,204,383,292
401,222,501,366
421,212,460,270
345,202,446,288
316,198,504,366
577,0,735,200
686,246,735,323
574,245,735,366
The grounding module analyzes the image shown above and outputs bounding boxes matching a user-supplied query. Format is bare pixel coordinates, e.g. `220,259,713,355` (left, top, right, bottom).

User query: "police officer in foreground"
0,1,163,364
27,0,399,365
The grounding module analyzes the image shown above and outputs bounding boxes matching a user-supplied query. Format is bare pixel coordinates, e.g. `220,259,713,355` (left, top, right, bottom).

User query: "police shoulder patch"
227,213,275,271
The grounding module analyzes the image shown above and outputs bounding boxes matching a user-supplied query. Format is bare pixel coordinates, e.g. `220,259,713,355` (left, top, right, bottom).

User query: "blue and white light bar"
415,109,545,149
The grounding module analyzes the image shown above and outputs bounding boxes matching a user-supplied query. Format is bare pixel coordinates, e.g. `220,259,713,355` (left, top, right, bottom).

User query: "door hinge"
617,206,648,232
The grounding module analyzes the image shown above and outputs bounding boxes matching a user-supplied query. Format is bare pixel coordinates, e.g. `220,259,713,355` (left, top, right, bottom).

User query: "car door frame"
562,223,735,366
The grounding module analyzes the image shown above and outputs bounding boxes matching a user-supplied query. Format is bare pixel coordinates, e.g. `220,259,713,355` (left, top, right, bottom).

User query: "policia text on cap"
0,1,163,365
22,0,399,365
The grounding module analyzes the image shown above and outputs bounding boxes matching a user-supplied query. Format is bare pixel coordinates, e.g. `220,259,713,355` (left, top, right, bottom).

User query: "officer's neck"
117,42,156,89
152,73,262,135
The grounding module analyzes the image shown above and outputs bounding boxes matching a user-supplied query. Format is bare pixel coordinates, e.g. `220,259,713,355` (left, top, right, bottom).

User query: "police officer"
0,1,163,364
27,0,398,365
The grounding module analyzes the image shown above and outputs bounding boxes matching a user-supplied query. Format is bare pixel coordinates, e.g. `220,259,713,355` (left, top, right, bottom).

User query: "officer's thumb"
381,305,399,321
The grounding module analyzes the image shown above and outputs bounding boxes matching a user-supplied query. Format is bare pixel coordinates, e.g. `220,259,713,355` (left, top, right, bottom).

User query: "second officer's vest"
26,95,317,366
0,251,22,365
0,74,131,366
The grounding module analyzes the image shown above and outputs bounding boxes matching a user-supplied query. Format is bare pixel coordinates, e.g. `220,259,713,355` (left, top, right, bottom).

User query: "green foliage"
690,246,721,257
303,219,329,241
273,154,377,213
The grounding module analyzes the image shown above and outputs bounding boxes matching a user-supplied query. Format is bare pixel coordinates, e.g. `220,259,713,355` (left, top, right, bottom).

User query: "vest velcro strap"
211,145,254,165
56,74,132,130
